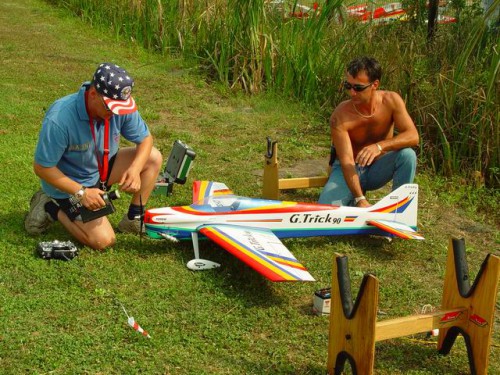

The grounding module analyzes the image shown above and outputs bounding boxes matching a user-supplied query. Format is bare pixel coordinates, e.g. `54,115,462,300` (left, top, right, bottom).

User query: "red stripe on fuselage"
174,203,335,216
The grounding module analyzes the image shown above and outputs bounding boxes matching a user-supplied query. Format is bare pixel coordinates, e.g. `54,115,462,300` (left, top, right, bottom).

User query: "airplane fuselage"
144,198,408,241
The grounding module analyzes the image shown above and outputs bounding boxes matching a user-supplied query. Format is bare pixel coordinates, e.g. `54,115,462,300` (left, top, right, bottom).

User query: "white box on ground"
313,287,331,316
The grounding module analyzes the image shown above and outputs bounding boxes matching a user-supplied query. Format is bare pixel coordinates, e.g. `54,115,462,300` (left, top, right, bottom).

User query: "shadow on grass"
7,206,281,309
113,233,285,308
375,337,472,374
1,209,75,255
195,347,328,374
293,234,402,261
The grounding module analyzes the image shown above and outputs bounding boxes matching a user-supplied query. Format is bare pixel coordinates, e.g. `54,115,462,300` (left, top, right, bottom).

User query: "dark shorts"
55,154,117,221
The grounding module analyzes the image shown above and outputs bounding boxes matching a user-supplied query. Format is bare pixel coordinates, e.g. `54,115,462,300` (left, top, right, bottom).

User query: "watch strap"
74,186,86,201
354,195,366,204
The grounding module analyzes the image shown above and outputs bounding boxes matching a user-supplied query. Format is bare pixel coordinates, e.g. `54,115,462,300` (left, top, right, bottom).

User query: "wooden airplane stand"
327,238,500,375
262,137,328,200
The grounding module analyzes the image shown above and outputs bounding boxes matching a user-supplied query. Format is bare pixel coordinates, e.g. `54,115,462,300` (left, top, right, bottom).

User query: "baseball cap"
91,62,137,115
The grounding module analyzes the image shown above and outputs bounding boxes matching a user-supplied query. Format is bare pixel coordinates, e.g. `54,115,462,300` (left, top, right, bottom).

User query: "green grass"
47,0,500,187
0,0,498,374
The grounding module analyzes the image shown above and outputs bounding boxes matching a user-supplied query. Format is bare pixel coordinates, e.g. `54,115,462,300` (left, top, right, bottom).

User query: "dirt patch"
279,158,329,178
253,158,327,178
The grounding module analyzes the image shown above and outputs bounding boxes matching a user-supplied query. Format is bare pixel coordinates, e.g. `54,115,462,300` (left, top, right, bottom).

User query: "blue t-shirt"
35,83,150,199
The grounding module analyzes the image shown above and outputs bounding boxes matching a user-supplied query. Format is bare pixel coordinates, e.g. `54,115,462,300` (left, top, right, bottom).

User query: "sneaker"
25,190,53,235
117,214,144,234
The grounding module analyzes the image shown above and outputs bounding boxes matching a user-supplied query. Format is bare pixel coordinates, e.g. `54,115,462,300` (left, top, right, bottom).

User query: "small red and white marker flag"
127,316,151,339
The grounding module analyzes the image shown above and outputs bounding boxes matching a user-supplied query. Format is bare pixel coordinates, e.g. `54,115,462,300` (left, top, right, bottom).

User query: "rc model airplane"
144,181,423,282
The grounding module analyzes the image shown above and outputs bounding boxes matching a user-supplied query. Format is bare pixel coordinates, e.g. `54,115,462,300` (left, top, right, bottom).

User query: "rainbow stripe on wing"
263,251,308,271
199,226,311,282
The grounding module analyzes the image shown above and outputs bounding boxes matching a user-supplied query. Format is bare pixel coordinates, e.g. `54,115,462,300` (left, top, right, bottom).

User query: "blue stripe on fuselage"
145,224,418,241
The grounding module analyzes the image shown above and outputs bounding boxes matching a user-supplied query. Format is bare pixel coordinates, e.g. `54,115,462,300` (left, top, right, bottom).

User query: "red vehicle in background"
346,2,456,24
267,1,456,24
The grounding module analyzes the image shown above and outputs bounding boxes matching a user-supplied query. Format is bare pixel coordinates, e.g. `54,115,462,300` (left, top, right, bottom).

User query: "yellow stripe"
238,202,297,212
198,181,210,201
268,256,306,270
178,205,203,213
378,197,409,213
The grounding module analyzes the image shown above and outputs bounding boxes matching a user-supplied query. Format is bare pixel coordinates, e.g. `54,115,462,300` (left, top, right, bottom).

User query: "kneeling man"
319,56,419,207
25,62,163,250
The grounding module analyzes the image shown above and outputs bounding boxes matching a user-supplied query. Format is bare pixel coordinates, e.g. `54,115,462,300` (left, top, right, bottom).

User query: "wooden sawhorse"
262,137,328,200
327,238,500,374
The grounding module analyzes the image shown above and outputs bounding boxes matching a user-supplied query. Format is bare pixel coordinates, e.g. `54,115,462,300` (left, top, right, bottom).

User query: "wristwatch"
354,195,366,205
74,186,86,201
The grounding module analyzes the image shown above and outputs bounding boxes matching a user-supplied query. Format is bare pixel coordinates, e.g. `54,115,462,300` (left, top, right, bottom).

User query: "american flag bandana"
91,62,137,115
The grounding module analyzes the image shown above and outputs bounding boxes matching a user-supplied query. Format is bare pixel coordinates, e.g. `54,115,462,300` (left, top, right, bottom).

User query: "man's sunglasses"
99,95,112,113
343,81,373,92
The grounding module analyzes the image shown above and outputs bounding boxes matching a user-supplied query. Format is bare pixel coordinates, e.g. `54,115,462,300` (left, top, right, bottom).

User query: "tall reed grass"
45,0,499,187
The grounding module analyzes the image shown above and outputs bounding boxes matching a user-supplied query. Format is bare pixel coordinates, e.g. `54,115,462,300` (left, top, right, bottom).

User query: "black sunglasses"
343,81,373,92
99,94,112,113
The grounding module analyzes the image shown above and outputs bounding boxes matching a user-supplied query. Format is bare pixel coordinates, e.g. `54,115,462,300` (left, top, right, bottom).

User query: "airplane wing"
367,219,424,240
198,224,315,282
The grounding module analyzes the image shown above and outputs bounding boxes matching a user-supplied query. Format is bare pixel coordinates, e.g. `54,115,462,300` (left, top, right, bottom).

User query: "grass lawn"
0,0,498,374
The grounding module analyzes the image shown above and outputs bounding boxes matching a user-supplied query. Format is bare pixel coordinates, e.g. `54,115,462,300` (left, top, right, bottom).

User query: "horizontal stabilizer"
199,225,315,282
367,219,424,240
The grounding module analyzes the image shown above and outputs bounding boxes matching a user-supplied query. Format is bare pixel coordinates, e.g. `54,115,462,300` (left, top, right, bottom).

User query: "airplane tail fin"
369,184,419,228
192,181,234,204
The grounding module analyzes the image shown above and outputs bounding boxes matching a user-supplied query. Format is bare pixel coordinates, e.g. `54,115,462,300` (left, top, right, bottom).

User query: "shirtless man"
318,56,419,207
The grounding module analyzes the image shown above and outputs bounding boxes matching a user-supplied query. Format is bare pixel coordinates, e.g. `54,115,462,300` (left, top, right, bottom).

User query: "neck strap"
85,90,110,190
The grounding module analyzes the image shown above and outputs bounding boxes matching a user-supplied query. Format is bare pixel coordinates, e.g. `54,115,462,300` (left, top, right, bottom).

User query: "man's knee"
318,171,353,206
88,232,116,250
147,147,163,172
397,148,417,166
392,148,417,188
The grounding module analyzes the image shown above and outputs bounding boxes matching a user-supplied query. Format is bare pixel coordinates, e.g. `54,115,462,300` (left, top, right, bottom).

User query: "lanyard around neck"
85,90,110,190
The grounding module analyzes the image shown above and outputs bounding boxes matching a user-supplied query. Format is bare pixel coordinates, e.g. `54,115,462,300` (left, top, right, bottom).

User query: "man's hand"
81,188,106,211
355,198,372,208
118,167,142,193
355,143,382,167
